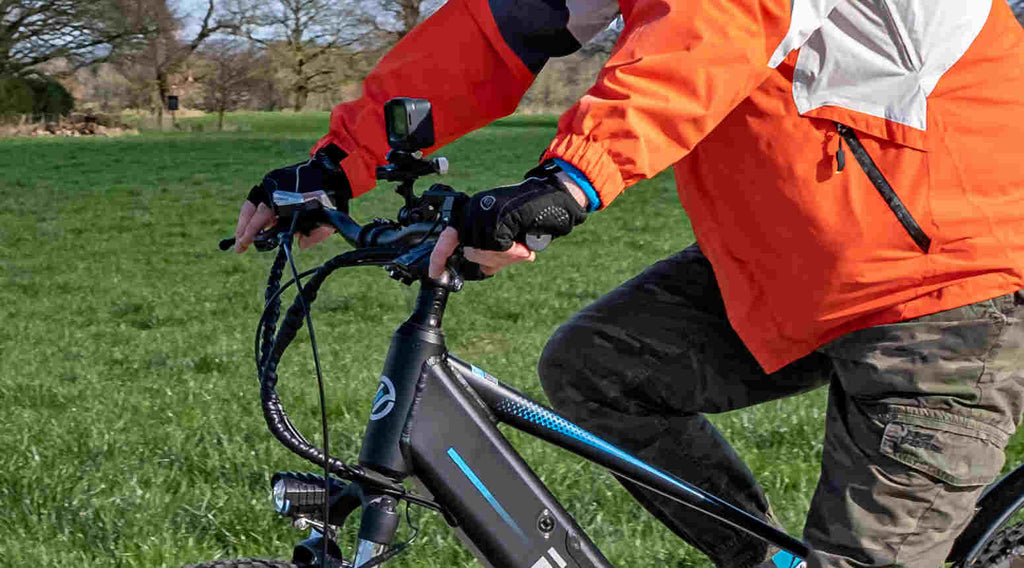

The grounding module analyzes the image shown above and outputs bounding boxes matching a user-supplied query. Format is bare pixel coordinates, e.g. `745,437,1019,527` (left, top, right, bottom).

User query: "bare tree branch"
0,0,148,77
110,0,234,124
226,0,383,110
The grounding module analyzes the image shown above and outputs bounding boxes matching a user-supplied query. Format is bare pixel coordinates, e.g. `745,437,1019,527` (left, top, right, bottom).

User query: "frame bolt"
537,510,555,534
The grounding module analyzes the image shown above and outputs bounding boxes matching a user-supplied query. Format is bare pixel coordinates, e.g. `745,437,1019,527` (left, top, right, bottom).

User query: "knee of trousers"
538,317,599,415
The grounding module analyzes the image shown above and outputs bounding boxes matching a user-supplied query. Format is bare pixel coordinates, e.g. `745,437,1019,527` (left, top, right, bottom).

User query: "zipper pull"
835,122,846,173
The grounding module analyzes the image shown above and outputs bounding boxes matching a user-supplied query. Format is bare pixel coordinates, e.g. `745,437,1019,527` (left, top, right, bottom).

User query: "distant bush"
0,77,33,117
0,75,74,120
25,76,74,119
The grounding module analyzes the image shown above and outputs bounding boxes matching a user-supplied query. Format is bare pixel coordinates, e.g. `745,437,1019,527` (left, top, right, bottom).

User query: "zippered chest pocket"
835,122,932,254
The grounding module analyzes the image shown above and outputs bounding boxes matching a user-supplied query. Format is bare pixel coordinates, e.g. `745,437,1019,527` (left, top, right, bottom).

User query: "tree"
195,39,259,130
366,0,440,44
1010,0,1024,25
0,0,141,77
114,0,234,124
228,0,376,111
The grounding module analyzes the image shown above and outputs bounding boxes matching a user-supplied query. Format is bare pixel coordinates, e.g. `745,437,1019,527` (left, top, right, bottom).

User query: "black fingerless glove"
455,160,588,251
247,143,353,214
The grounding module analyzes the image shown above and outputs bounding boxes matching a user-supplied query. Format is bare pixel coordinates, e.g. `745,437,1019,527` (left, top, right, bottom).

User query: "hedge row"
0,75,74,119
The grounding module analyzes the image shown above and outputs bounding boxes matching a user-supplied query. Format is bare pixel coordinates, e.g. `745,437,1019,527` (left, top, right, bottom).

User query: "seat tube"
358,279,450,478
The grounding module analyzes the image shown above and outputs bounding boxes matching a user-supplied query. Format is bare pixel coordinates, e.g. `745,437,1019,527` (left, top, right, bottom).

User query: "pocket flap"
880,417,1006,487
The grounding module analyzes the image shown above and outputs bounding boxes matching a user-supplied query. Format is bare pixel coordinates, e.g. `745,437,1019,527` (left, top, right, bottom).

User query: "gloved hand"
429,160,590,278
234,144,353,253
456,165,588,252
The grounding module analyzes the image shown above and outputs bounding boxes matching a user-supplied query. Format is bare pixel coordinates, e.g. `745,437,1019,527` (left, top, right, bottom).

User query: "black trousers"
538,244,1024,568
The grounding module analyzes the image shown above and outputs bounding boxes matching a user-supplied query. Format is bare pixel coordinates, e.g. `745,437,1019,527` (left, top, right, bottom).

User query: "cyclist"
235,1,1024,566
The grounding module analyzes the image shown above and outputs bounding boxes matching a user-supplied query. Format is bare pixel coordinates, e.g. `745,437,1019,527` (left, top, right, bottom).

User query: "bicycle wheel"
959,521,1024,568
182,559,297,568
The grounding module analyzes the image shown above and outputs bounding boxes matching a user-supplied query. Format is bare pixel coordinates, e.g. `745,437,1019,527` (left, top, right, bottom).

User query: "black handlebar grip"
219,237,236,251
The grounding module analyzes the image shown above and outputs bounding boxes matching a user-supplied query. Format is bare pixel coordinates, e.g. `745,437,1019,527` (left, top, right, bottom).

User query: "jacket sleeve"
313,0,617,196
542,0,792,208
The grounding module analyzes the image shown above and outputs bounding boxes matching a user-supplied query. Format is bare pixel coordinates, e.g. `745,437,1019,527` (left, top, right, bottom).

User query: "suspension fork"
353,494,402,567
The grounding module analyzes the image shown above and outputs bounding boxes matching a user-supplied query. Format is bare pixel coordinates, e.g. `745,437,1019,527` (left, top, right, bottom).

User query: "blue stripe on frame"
446,447,528,542
497,399,705,501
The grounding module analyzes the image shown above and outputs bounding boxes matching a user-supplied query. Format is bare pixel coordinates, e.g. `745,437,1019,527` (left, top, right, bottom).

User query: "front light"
269,472,340,519
272,477,290,514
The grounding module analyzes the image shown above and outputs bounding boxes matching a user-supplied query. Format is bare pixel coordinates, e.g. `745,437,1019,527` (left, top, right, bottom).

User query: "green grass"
1,111,1019,568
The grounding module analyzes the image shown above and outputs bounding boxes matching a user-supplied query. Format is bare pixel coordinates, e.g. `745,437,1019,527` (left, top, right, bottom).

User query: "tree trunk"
292,51,306,111
156,69,168,129
401,0,420,36
293,85,307,112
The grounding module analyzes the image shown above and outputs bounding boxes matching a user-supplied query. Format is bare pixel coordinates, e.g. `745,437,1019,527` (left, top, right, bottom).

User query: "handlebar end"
219,237,236,251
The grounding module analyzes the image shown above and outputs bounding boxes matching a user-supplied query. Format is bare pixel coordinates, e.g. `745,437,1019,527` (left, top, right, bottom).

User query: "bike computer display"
385,98,435,151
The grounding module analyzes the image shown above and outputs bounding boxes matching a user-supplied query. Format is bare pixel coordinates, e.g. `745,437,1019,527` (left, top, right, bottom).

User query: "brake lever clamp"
383,240,479,292
253,230,282,252
386,241,443,287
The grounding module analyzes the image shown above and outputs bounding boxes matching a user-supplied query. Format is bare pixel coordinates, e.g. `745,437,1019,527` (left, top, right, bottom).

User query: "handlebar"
221,185,484,287
322,209,442,250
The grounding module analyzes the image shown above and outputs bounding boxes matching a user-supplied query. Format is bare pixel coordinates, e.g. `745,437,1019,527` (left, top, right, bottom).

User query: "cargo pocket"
879,407,1008,487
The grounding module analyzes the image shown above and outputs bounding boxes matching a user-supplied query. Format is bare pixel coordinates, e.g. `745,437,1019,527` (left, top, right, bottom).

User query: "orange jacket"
315,0,1024,372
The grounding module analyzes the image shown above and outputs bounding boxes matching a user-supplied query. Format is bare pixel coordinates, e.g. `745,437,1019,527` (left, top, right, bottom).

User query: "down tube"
404,356,613,568
447,356,812,561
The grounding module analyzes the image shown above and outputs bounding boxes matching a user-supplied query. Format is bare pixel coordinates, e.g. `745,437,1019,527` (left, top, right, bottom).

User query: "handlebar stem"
409,278,451,330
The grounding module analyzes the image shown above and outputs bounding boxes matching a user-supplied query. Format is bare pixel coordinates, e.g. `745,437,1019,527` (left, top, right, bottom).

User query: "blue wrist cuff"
552,158,601,212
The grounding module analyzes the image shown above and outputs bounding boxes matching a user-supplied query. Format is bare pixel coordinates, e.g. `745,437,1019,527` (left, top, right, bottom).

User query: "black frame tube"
358,281,450,478
445,356,812,560
402,357,612,568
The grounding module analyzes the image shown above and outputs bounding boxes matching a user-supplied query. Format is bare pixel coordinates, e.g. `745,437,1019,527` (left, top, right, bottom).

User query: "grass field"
1,111,1019,568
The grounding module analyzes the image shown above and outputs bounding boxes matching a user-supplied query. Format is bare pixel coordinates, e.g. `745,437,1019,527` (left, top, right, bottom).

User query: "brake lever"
217,230,282,252
386,241,436,286
219,191,336,252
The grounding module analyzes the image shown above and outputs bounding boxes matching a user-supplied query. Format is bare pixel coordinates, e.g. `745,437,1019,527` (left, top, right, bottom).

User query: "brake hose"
256,246,404,479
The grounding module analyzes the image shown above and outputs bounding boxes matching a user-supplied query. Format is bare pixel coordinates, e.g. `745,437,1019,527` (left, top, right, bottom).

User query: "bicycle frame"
250,99,1024,568
263,247,1024,568
349,278,811,568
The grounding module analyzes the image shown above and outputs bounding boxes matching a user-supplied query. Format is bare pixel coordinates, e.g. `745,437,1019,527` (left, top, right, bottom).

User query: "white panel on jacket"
770,0,992,131
769,0,844,68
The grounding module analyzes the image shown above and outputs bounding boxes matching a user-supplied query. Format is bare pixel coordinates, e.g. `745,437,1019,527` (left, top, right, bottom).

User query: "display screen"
389,103,408,137
384,98,433,151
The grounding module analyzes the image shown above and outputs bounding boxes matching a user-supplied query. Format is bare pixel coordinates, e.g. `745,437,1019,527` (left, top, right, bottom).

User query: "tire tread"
966,521,1024,568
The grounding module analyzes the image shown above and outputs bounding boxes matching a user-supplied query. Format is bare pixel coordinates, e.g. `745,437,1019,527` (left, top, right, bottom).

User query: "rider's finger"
298,226,335,249
235,203,276,253
463,243,536,267
428,227,460,279
235,201,257,239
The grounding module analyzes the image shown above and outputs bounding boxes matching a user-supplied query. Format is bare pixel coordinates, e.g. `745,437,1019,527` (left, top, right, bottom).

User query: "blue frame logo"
370,376,397,421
